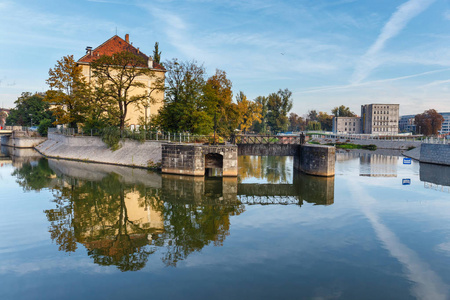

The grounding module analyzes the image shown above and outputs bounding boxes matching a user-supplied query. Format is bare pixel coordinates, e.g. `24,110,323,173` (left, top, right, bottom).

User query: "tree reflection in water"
13,158,244,271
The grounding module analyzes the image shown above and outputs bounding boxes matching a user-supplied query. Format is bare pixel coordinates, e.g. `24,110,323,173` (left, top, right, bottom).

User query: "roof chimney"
125,34,129,43
148,56,153,69
86,46,93,55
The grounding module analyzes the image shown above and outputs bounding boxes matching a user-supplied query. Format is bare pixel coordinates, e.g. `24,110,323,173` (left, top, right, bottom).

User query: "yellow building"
77,34,165,129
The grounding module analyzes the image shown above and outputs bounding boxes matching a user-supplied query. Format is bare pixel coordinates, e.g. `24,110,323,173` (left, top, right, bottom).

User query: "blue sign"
402,179,411,185
403,158,412,165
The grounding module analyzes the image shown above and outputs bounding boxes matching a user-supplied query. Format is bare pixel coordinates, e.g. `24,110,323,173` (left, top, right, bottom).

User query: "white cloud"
351,0,436,84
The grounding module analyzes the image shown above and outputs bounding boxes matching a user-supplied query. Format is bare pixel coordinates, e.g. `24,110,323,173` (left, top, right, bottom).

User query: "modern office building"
399,114,416,133
361,104,399,134
438,112,450,135
332,116,361,134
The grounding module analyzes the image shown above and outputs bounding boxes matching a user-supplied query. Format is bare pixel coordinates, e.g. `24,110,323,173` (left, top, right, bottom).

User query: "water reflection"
238,156,292,183
11,156,336,271
419,162,450,193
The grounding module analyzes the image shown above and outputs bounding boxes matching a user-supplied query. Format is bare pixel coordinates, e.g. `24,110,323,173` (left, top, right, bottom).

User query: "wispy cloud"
297,68,450,94
351,0,436,84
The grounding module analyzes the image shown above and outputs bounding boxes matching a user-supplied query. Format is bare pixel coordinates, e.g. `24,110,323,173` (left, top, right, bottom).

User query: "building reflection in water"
12,156,335,271
420,163,450,193
336,150,400,177
359,153,398,177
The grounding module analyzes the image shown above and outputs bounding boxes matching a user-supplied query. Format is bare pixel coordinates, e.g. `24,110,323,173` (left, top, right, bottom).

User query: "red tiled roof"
77,35,165,70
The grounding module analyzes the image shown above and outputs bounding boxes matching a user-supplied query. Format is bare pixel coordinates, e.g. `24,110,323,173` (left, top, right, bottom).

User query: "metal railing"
233,134,306,145
48,127,223,144
311,133,449,144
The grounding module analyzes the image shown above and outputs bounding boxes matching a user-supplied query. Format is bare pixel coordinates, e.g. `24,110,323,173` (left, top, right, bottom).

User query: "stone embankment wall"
420,144,450,166
313,136,421,150
36,133,162,169
1,131,47,148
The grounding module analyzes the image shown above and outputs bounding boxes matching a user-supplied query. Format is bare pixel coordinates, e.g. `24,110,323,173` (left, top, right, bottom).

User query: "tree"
307,121,321,131
153,42,161,64
415,109,444,136
288,113,305,131
332,105,356,117
203,69,239,137
252,96,268,134
156,59,212,134
236,91,262,133
317,112,333,131
6,92,54,126
307,110,318,122
44,55,88,128
266,89,293,133
90,51,162,130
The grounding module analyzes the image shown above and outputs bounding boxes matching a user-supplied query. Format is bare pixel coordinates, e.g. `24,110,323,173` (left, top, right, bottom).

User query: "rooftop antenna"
115,27,118,35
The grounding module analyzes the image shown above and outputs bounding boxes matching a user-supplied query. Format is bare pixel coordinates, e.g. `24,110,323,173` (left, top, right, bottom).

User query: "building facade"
332,116,361,134
438,112,450,135
399,114,416,133
361,104,399,135
77,34,166,129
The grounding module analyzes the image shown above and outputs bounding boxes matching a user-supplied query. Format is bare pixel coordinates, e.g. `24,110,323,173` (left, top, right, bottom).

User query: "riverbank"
35,133,162,169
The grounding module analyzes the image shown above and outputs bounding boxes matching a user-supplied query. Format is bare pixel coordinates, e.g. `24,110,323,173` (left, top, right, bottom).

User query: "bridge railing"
233,134,305,145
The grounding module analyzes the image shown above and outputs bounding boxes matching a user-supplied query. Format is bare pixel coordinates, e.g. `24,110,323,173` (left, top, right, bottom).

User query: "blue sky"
1,0,450,116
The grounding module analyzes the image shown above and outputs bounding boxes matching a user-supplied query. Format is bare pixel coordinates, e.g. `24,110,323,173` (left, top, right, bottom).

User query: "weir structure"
161,135,335,177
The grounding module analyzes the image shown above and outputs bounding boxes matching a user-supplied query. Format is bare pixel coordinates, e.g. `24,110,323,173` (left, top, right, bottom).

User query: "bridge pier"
161,144,238,176
295,144,335,177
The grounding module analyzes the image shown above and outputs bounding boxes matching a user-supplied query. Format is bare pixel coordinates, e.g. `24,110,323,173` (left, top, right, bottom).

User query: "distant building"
361,104,399,135
438,112,450,135
399,114,416,133
77,34,166,130
332,116,361,134
399,112,450,135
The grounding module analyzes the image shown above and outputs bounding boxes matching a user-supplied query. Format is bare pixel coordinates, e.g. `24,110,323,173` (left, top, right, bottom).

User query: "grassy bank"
326,142,377,151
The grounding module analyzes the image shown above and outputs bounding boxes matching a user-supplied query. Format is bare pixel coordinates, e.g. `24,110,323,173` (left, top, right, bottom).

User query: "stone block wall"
420,144,450,166
295,144,335,177
162,144,238,176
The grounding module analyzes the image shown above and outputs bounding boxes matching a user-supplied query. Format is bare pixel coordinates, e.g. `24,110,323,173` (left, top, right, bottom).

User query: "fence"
48,127,221,144
311,133,449,144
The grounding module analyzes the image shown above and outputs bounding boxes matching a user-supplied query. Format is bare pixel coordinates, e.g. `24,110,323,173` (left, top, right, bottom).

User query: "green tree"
331,105,356,117
156,59,212,134
252,96,269,134
153,42,161,64
415,109,444,136
318,111,333,131
6,92,54,127
307,121,321,131
266,89,293,133
44,55,88,128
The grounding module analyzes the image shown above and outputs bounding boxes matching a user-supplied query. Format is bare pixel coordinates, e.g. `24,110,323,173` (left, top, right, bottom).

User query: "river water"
1,147,450,300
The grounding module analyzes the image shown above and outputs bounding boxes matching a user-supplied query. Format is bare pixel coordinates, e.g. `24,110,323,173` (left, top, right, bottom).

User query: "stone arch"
205,153,223,169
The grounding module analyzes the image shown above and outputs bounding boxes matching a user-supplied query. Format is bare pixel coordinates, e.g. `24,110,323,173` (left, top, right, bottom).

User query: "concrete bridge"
162,134,335,178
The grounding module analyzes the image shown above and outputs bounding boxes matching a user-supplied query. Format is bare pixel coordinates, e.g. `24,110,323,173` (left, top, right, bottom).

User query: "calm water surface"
1,147,450,300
